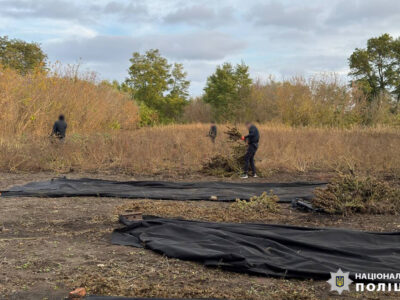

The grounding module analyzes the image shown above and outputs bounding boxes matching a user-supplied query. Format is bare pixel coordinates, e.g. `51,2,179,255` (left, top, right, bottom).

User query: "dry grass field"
0,124,398,179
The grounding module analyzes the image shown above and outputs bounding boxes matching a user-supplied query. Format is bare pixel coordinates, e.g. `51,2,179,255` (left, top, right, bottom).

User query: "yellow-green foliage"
313,174,400,215
138,103,160,127
233,192,280,214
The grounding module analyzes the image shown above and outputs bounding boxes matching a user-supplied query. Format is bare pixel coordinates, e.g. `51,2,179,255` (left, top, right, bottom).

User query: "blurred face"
245,123,251,130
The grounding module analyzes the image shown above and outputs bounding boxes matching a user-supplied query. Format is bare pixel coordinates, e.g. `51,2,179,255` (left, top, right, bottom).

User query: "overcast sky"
1,0,400,96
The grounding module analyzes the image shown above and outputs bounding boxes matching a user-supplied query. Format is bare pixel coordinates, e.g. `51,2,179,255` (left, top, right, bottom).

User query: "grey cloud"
8,0,398,97
44,31,246,64
327,0,400,25
44,36,140,63
0,0,88,21
267,28,315,45
152,31,245,60
274,53,349,78
248,1,322,30
164,5,234,27
184,61,219,82
44,31,245,95
0,0,150,23
301,54,349,72
102,1,149,22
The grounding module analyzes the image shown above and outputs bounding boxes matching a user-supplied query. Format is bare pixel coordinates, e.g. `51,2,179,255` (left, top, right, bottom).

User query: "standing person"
240,121,260,178
51,114,67,140
208,121,217,143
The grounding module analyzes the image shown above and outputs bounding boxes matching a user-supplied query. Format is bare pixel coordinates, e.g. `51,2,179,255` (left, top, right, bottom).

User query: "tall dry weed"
0,65,139,137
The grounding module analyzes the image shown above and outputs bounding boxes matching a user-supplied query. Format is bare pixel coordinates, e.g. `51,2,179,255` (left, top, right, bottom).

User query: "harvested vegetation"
117,193,280,223
225,126,243,141
233,192,280,214
312,174,400,215
201,127,247,176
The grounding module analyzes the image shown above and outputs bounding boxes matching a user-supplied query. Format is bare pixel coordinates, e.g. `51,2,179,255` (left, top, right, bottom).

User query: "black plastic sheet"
1,177,325,202
112,216,400,281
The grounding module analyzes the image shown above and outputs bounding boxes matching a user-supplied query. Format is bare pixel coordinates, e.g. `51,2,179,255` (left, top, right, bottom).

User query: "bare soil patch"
1,172,399,300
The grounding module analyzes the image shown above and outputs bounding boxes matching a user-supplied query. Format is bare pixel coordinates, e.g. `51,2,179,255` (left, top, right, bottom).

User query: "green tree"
125,49,190,122
0,36,47,74
349,34,400,100
203,62,252,121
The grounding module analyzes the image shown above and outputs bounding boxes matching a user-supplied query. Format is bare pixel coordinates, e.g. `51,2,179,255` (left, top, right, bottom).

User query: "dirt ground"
0,172,399,300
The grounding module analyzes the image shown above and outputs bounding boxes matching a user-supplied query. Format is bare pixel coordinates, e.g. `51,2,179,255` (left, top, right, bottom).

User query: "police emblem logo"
336,276,344,287
327,268,353,295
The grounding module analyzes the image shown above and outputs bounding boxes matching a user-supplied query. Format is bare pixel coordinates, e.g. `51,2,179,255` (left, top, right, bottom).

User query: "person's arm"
245,127,256,140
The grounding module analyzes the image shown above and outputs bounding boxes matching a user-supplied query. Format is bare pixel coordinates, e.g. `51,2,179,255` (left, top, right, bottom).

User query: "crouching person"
51,114,67,140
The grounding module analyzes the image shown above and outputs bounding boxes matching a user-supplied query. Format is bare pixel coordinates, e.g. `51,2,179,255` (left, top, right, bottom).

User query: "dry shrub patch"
312,174,400,215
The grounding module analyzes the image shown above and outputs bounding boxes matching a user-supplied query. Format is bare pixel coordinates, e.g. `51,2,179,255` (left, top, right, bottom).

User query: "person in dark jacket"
208,122,217,143
240,122,260,178
51,114,67,139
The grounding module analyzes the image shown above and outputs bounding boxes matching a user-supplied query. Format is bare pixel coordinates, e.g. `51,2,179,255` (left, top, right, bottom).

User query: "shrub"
138,103,159,127
182,98,212,123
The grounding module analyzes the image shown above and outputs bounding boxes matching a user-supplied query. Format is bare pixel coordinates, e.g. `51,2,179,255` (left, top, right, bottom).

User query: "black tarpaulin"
1,177,325,202
112,216,400,281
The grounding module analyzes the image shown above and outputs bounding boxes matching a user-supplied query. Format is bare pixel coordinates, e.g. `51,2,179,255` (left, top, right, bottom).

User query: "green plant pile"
225,127,243,141
232,191,280,214
201,127,247,176
312,174,400,215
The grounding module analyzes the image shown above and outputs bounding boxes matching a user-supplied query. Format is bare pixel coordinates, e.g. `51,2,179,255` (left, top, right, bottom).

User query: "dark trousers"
244,143,258,174
210,136,216,143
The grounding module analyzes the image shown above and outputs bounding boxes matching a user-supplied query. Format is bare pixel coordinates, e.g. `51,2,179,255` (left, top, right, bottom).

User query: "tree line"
1,34,399,126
